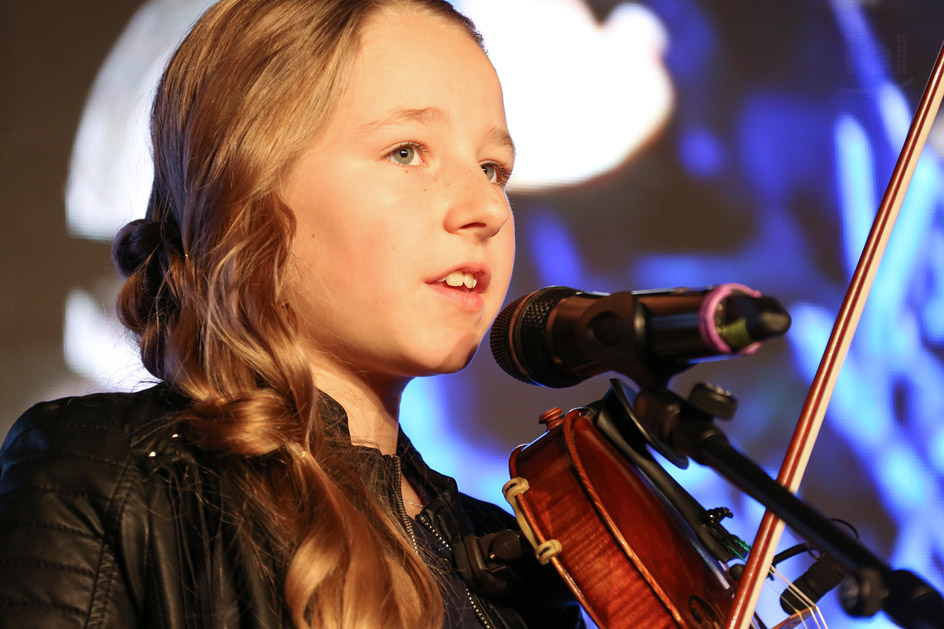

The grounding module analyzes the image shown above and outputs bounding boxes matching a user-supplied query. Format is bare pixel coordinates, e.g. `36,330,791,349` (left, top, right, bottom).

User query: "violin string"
767,564,829,629
772,565,828,629
770,568,824,629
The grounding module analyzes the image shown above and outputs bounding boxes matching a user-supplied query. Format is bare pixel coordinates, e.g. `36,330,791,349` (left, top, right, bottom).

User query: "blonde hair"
112,1,483,627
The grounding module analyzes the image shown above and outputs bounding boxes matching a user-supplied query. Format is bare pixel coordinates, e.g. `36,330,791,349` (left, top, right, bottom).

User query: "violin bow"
725,42,944,629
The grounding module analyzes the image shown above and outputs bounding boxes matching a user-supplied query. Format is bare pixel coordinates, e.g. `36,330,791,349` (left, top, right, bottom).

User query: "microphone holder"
598,378,944,629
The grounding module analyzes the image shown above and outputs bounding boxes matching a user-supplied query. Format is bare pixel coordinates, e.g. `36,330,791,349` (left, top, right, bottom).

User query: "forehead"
330,7,506,133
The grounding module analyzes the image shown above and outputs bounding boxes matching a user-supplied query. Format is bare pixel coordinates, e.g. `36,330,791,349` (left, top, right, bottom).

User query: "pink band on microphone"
698,283,762,355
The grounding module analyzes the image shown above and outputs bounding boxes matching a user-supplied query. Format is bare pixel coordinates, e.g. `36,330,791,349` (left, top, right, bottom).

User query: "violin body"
507,406,740,628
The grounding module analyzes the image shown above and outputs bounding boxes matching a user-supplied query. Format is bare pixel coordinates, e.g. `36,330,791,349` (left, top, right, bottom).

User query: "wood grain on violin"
507,407,738,629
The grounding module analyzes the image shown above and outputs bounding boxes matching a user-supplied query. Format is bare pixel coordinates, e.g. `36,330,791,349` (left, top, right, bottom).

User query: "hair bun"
112,218,165,277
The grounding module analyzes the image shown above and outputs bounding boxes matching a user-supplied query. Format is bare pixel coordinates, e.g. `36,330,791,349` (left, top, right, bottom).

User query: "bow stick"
725,42,944,629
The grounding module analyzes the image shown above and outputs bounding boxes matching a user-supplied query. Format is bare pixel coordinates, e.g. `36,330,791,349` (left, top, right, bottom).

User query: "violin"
503,383,746,629
489,38,944,629
495,365,820,628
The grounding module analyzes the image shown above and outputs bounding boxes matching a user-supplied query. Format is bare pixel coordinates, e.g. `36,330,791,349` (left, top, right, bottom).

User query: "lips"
427,263,490,312
429,263,490,294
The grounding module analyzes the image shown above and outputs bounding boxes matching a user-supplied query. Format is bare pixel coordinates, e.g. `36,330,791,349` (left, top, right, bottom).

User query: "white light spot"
457,0,674,191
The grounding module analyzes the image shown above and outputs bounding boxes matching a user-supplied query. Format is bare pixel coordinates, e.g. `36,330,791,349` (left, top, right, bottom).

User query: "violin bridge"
769,606,817,629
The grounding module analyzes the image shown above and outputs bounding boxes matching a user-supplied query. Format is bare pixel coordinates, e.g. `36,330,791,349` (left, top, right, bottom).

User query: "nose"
443,166,513,240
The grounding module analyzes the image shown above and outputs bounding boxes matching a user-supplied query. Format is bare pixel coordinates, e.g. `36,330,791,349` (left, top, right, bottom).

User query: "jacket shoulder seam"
84,440,138,628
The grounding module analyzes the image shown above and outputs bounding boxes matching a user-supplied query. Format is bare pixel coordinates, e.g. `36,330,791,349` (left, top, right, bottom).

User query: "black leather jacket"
0,385,583,628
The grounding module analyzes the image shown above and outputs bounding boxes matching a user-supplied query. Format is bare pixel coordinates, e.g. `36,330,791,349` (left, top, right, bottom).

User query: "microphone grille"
490,286,578,387
490,293,533,384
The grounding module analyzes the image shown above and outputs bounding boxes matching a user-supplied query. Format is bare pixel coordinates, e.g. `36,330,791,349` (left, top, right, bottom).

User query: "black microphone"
489,284,791,388
780,552,846,614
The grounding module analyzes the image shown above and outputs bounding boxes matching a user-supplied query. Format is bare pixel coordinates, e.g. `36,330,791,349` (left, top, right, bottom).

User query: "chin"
420,342,481,376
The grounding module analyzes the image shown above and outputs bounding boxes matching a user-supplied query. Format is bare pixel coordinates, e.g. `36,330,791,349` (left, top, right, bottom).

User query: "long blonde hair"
112,1,484,627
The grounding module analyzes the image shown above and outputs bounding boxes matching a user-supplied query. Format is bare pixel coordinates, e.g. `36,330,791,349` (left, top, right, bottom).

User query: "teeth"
440,271,478,289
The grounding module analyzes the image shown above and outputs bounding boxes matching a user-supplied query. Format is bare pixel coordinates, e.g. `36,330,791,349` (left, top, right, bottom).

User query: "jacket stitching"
83,450,136,628
0,596,86,616
0,558,97,577
143,501,163,628
0,484,114,504
1,420,126,457
4,518,101,541
15,421,125,435
89,550,120,629
2,451,129,475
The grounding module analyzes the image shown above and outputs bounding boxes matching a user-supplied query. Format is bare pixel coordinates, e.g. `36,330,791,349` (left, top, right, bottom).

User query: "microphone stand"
596,378,944,629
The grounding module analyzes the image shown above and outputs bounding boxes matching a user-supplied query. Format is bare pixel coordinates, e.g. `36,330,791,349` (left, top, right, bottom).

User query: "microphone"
489,284,790,388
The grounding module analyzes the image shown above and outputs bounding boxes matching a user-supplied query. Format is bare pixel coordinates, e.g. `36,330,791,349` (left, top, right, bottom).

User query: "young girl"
0,1,582,627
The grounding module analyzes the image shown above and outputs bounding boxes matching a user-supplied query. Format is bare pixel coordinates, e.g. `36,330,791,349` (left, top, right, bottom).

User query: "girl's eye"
389,144,421,166
481,162,509,184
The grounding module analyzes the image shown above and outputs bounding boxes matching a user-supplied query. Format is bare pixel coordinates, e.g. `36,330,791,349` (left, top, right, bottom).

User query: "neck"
311,365,408,456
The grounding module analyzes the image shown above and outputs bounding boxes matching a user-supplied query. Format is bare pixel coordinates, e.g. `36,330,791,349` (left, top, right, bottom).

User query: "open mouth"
437,270,478,291
428,268,487,312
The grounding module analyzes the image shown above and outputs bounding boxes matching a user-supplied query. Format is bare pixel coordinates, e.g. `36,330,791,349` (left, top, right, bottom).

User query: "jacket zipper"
391,457,419,554
394,461,492,626
416,512,495,629
393,456,497,629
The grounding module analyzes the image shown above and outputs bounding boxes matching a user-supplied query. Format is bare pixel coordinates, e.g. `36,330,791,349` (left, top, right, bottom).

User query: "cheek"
485,223,517,320
497,220,517,286
293,206,393,278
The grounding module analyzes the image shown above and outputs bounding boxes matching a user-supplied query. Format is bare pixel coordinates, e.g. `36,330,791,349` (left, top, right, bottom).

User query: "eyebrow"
359,106,516,159
489,126,517,160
